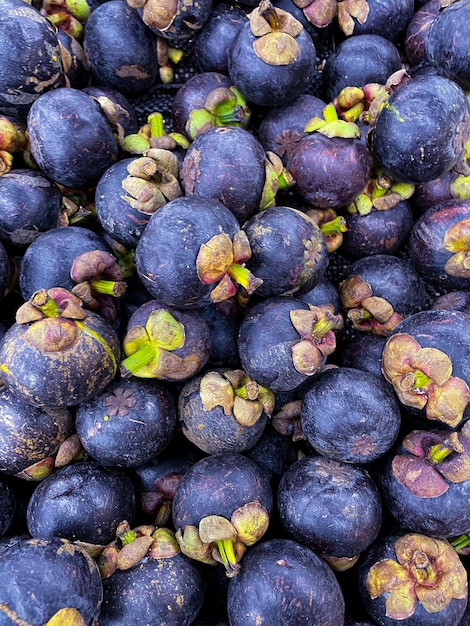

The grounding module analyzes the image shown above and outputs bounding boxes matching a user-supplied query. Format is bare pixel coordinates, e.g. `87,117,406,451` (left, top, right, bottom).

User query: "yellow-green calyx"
307,208,347,253
290,304,343,376
196,231,263,303
367,533,467,620
260,151,295,209
347,170,415,215
304,103,361,139
249,0,304,66
443,217,470,279
176,501,270,577
122,111,189,154
199,369,275,426
340,274,403,335
382,332,470,427
186,87,251,140
120,308,189,380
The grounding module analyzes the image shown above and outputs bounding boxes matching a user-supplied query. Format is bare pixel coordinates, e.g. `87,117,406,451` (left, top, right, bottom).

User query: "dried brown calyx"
248,0,304,66
176,501,270,577
97,520,181,578
196,231,263,304
290,304,344,376
366,533,467,620
199,369,275,427
340,274,403,335
120,149,182,214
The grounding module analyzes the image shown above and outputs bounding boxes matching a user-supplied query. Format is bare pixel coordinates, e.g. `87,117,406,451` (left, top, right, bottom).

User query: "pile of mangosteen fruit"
2,0,470,623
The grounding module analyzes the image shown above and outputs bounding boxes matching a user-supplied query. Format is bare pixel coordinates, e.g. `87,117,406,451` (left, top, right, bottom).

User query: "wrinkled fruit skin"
227,538,345,625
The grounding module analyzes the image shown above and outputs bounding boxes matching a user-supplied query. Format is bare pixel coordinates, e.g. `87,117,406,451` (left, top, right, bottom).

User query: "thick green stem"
216,538,238,573
235,381,259,401
90,278,127,297
451,534,470,551
413,370,430,390
228,263,255,291
148,112,165,138
311,316,335,338
120,344,156,377
428,441,454,464
320,216,347,237
31,292,60,318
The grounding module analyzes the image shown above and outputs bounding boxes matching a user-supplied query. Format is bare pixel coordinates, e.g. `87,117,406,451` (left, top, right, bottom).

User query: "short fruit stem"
120,344,156,377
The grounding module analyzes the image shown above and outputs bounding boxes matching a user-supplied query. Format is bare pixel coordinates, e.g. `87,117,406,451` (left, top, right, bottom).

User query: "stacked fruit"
1,0,470,624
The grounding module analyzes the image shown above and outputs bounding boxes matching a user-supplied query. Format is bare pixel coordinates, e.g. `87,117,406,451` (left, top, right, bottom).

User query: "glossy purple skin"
369,72,470,184
134,196,241,309
404,0,440,67
0,168,62,252
75,378,177,467
180,126,266,224
26,461,136,545
193,3,248,74
287,133,372,208
243,205,328,298
257,93,326,164
237,296,319,394
0,0,65,118
18,226,111,301
227,538,345,626
322,34,402,101
227,20,316,107
425,0,470,90
277,455,383,558
172,452,273,529
0,536,103,625
342,200,414,258
345,0,414,43
408,198,470,290
300,366,401,464
27,87,119,189
172,71,233,137
83,0,158,97
343,253,428,318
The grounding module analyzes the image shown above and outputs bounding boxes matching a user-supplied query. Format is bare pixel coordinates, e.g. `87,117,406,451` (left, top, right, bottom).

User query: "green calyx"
120,308,185,378
304,103,360,139
186,87,251,140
